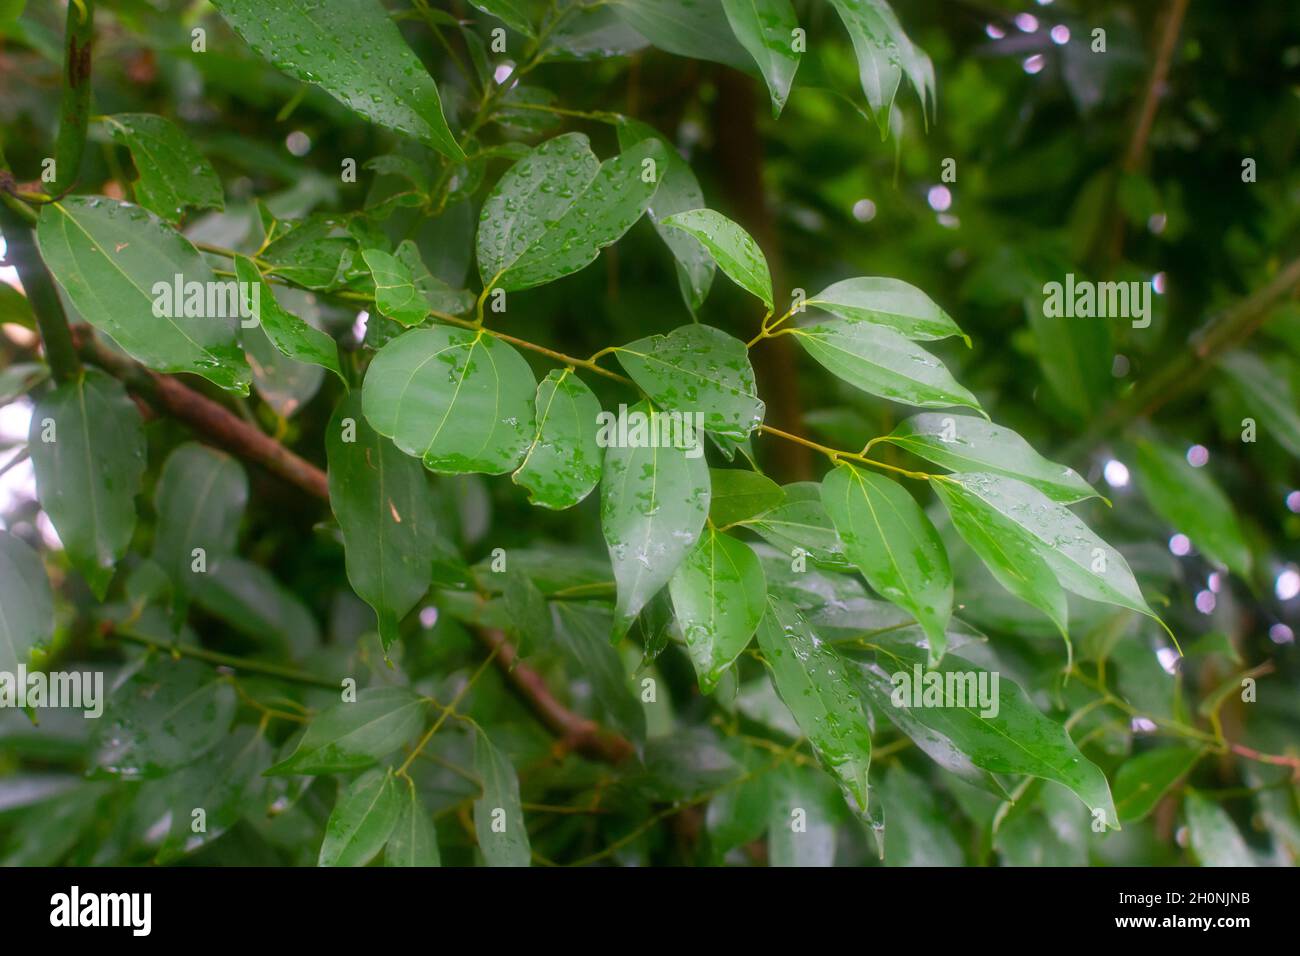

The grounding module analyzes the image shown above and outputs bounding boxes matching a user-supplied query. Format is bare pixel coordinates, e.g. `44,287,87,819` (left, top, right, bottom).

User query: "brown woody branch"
73,329,633,765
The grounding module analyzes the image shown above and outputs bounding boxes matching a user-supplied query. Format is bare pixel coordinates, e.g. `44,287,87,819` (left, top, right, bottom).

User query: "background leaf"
29,369,146,599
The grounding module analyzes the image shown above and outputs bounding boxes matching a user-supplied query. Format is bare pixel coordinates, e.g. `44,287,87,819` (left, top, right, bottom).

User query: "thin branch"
105,624,340,690
74,329,329,499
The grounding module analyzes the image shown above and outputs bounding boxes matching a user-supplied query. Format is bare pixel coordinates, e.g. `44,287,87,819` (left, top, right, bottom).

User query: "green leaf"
615,119,714,312
1113,746,1203,823
669,529,767,693
1026,299,1111,422
393,240,475,316
151,443,248,597
1134,439,1252,580
473,730,530,867
878,763,964,865
616,325,765,439
1219,350,1300,456
245,316,326,418
234,256,343,380
756,598,873,812
552,602,647,742
261,215,355,291
821,463,953,663
477,133,596,279
362,248,427,327
512,369,603,509
792,320,982,414
476,133,665,291
611,0,753,72
932,475,1069,641
1185,791,1257,866
155,727,268,863
826,0,935,137
191,558,320,659
744,495,851,569
362,326,537,475
706,756,772,859
502,566,553,652
93,658,238,778
327,394,448,650
722,0,801,116
807,277,968,344
386,777,441,866
767,763,840,866
469,0,536,36
659,209,773,309
104,113,224,223
0,532,52,674
28,369,146,600
708,468,783,526
875,413,1097,504
600,402,711,634
37,197,250,393
209,0,464,160
319,768,400,867
934,473,1159,622
854,645,1117,825
267,687,425,776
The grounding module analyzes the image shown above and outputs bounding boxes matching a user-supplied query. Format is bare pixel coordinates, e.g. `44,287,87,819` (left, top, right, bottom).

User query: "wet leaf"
362,247,428,327
932,475,1069,641
362,326,537,475
616,324,765,439
37,197,250,393
660,208,773,309
722,0,801,116
936,473,1159,623
93,658,237,779
808,277,966,343
755,597,873,812
615,118,714,312
826,0,934,137
476,133,665,291
600,403,711,635
612,0,752,72
708,468,784,526
210,0,464,159
234,256,343,379
876,413,1097,504
853,645,1116,825
512,369,603,509
822,463,953,663
792,320,982,414
669,528,767,692
104,113,223,222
